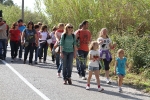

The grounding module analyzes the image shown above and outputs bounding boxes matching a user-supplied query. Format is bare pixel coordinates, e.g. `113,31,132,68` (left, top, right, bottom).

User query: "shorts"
88,66,99,71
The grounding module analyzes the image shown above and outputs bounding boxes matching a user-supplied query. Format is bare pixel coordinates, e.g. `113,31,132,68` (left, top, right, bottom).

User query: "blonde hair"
99,28,108,38
64,23,74,34
117,49,124,57
89,41,98,50
57,23,64,28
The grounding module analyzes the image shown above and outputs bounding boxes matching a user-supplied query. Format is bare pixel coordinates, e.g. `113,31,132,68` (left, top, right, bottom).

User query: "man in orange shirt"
76,20,91,80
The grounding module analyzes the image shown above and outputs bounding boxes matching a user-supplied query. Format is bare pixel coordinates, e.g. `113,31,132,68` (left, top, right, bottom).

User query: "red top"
76,29,91,51
9,29,21,41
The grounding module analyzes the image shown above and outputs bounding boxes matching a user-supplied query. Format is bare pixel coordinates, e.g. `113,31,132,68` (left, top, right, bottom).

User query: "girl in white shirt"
86,41,104,92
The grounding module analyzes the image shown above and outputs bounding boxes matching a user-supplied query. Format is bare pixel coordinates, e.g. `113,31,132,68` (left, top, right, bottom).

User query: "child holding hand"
86,41,104,92
114,49,127,92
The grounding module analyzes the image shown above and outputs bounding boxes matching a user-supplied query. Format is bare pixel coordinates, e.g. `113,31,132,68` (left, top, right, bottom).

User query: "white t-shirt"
88,50,99,67
97,37,111,58
39,32,48,40
50,32,56,44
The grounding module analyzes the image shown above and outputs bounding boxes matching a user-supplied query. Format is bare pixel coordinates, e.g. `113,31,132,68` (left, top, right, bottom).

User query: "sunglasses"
68,26,73,29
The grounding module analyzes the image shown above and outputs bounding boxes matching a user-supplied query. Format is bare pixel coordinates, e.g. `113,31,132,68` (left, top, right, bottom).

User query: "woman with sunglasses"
60,23,77,84
8,22,21,62
21,21,38,65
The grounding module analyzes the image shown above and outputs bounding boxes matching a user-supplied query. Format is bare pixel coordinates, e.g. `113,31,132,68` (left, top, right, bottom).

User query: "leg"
29,43,35,63
94,70,100,86
14,42,19,58
38,43,44,60
56,53,60,69
87,71,93,86
0,40,2,58
24,45,30,62
103,59,111,83
118,75,124,87
19,41,23,59
43,44,48,62
2,39,7,59
62,52,67,81
10,41,15,59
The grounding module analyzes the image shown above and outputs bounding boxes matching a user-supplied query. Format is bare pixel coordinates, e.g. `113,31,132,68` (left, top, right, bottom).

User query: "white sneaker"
98,87,104,92
86,86,90,90
57,73,61,78
106,79,111,84
82,77,87,80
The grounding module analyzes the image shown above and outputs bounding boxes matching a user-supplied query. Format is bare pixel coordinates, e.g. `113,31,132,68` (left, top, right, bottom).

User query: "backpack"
64,34,75,40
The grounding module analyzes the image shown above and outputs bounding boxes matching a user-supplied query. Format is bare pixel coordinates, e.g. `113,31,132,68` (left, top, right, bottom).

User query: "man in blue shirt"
18,19,26,60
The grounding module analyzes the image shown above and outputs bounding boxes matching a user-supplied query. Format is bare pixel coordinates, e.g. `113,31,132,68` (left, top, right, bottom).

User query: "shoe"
57,73,61,78
63,80,67,85
119,88,122,93
78,74,82,78
98,87,104,92
67,78,72,85
82,77,87,80
11,59,14,62
34,61,38,64
86,86,90,90
106,79,111,84
43,61,46,63
29,63,33,65
39,59,42,63
23,60,26,64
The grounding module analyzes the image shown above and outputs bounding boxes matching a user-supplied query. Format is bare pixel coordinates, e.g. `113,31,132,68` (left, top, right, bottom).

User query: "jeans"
39,42,48,61
58,58,63,73
10,41,19,59
19,41,23,58
0,39,7,59
62,51,74,80
24,43,35,63
34,46,39,62
77,50,88,77
56,53,60,69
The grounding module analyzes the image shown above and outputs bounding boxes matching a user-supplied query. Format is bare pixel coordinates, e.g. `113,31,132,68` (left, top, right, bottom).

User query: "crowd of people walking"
0,17,127,92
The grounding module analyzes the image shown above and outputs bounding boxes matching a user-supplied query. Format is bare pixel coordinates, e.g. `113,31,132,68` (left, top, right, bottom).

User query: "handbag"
55,46,60,53
47,39,52,44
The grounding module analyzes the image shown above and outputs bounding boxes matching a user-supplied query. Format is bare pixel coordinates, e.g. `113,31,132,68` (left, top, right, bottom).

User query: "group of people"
0,17,127,92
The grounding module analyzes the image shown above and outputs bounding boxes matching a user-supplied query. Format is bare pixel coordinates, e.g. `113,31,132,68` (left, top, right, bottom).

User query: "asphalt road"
0,47,150,100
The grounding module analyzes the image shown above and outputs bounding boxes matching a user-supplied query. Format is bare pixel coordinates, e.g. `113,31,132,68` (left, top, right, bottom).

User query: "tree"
0,0,5,4
3,0,14,6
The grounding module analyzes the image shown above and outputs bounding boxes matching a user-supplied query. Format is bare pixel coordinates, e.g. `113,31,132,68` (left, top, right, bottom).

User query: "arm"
114,61,118,74
21,32,25,44
55,32,60,42
35,34,38,47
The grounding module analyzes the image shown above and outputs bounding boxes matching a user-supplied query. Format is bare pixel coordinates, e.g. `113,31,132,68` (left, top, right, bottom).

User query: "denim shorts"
88,66,99,71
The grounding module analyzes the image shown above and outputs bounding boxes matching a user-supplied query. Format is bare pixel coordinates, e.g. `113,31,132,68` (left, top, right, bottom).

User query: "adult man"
0,17,7,60
18,19,26,60
76,20,92,80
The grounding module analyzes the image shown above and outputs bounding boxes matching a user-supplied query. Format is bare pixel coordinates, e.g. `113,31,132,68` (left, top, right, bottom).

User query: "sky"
13,0,35,10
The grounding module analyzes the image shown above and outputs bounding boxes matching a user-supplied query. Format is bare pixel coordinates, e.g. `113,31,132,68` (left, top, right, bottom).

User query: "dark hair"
81,20,88,26
18,19,23,23
27,21,34,29
3,20,6,23
11,22,17,29
34,24,39,29
52,26,57,31
79,24,83,29
40,25,47,32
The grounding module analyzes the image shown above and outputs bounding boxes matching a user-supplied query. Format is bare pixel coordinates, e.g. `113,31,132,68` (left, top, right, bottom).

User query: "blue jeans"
62,51,74,80
77,50,88,77
34,46,39,62
58,58,63,73
0,39,7,59
56,53,60,69
39,42,48,61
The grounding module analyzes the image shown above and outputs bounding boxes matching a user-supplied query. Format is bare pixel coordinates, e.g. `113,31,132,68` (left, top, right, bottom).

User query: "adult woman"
8,22,21,62
60,23,77,84
97,28,116,84
21,21,38,64
39,25,50,63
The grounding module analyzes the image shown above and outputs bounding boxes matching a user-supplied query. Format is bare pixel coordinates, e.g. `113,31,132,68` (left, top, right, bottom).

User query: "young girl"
97,28,116,84
86,41,104,92
114,49,127,92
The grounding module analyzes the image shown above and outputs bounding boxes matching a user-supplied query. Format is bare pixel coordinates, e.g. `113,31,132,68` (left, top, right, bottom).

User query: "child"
114,49,127,92
97,28,116,84
86,41,104,92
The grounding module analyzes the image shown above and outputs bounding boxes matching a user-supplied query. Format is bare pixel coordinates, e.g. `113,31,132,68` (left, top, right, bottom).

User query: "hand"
36,43,38,47
21,41,24,45
60,52,64,58
74,52,77,59
114,70,116,75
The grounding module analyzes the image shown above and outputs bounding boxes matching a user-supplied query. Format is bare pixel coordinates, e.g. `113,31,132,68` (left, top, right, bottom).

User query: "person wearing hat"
18,19,26,60
0,17,7,60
